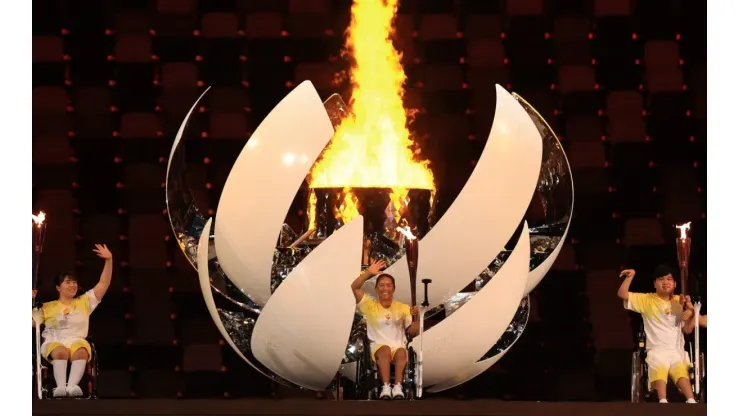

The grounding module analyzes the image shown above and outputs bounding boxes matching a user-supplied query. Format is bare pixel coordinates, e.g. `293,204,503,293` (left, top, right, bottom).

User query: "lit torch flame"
396,226,416,241
308,0,435,225
32,212,46,228
676,222,691,240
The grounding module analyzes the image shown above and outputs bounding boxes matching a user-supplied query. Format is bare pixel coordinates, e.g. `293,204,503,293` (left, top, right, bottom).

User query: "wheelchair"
630,324,705,403
354,329,419,400
32,332,99,400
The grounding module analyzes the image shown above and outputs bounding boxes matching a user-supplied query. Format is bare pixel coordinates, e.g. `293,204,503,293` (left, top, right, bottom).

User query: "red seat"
586,270,634,351
161,63,199,91
593,0,631,17
124,164,164,192
75,87,112,116
128,215,168,269
201,13,239,38
606,91,646,143
643,41,684,93
466,38,506,68
427,115,468,143
33,87,67,116
394,14,416,65
464,14,503,38
183,345,223,373
663,190,702,226
552,15,592,66
558,66,596,93
505,0,544,15
209,113,249,139
419,14,458,40
179,320,221,345
120,113,160,139
245,13,284,39
33,136,71,164
32,36,64,62
288,0,328,13
423,64,463,90
552,244,578,271
566,142,606,169
623,218,663,246
294,63,337,90
115,36,152,63
34,190,76,277
156,0,196,13
565,115,603,142
208,87,250,114
114,12,151,36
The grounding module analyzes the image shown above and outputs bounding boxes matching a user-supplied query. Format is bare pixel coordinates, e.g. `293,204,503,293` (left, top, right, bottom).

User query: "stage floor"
33,399,706,416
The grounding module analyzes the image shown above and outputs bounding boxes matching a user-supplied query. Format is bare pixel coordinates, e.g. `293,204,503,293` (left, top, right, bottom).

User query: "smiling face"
654,273,676,297
56,275,79,300
375,274,395,302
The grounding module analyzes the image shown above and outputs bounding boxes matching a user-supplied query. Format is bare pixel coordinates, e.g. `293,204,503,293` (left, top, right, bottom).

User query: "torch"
31,211,47,400
397,224,431,398
675,222,702,396
675,222,691,299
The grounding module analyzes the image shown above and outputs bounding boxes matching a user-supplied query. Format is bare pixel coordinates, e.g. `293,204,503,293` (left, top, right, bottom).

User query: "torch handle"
406,238,419,309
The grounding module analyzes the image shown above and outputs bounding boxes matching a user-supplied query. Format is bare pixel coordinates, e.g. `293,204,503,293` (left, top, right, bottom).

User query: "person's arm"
699,315,707,328
92,244,113,301
681,295,696,333
32,289,38,327
352,259,385,303
405,305,420,337
617,269,636,301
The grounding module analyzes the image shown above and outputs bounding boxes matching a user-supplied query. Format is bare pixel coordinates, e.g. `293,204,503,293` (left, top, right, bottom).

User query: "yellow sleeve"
401,304,412,329
624,292,650,314
356,294,372,316
75,293,92,314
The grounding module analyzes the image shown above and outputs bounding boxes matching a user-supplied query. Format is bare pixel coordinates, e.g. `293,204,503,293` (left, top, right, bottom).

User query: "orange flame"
32,211,46,227
307,0,435,225
676,222,691,239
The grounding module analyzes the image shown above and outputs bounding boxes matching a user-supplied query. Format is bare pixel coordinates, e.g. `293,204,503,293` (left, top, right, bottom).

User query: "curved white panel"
409,225,531,387
215,81,335,305
385,84,542,307
426,345,514,393
196,218,271,379
165,87,211,192
524,221,572,296
251,217,364,391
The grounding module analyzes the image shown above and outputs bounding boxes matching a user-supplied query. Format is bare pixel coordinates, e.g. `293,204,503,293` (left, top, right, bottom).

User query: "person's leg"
392,348,408,384
47,345,70,397
374,346,393,385
669,357,696,403
391,348,408,398
66,340,91,397
374,346,393,398
646,351,670,402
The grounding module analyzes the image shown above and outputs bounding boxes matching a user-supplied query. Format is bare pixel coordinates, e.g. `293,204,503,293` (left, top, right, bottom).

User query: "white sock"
659,398,668,403
67,360,86,387
686,398,697,403
51,360,68,388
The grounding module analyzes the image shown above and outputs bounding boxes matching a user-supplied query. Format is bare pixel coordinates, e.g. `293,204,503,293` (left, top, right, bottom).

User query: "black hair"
375,273,395,287
55,271,78,287
652,264,675,280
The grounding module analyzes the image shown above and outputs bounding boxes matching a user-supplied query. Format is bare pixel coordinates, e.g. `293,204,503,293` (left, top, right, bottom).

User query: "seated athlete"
351,259,420,399
617,265,696,403
32,244,113,398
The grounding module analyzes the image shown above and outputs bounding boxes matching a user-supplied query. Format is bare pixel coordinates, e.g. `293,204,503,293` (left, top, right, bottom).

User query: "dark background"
32,0,706,401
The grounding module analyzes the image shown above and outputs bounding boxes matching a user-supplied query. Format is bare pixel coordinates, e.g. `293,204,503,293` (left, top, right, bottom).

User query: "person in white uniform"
351,259,420,399
617,265,696,403
32,244,113,398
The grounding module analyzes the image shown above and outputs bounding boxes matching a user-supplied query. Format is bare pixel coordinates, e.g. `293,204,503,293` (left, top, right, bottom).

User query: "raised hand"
367,258,386,274
619,269,636,279
93,244,112,260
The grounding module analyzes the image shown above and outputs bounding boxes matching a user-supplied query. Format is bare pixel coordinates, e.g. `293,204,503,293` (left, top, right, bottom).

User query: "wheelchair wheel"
630,351,644,403
406,347,418,400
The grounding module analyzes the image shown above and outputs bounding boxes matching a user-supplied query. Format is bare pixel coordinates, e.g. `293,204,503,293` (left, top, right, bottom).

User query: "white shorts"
370,343,406,362
645,349,690,384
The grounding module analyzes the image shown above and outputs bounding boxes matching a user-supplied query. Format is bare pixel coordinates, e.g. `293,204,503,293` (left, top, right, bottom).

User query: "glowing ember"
32,211,46,227
676,222,691,240
308,0,435,224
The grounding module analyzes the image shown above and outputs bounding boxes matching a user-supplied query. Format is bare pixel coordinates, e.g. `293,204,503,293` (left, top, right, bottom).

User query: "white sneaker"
378,384,391,400
392,384,405,399
52,387,67,398
686,398,697,404
659,399,668,404
66,385,83,398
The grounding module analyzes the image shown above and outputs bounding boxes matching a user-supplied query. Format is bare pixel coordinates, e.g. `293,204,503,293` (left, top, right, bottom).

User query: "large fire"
307,0,435,227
